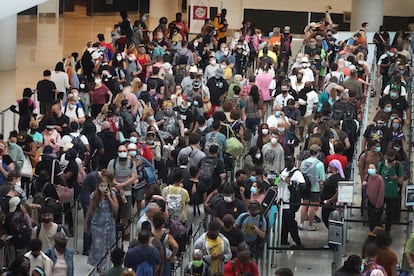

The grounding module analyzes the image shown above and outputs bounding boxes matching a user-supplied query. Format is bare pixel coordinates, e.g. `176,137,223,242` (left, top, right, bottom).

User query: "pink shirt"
366,174,385,208
251,193,265,203
255,72,273,101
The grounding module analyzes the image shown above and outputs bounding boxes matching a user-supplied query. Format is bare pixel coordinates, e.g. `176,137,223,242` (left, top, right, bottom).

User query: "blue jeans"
245,117,260,134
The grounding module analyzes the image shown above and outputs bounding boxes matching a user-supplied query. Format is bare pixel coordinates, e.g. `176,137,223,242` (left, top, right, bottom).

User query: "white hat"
189,66,198,73
301,56,309,63
163,63,172,71
9,197,21,213
349,65,357,71
127,143,137,150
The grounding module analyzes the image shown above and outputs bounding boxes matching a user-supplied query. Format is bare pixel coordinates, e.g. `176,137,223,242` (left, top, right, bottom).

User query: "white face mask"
99,186,107,193
116,56,122,61
68,103,76,110
193,41,199,47
210,59,217,66
95,79,102,85
262,129,269,135
129,55,136,61
223,50,229,56
255,153,261,159
80,83,85,89
223,196,233,203
271,137,278,145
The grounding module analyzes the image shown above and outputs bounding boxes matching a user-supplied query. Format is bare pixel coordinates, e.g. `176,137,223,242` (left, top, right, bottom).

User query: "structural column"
0,14,17,71
351,0,383,32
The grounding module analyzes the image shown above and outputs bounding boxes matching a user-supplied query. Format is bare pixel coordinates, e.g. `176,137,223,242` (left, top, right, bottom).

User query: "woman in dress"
84,170,119,271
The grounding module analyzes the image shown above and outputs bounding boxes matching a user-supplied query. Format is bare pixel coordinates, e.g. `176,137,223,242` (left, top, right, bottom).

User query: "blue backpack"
136,261,153,276
141,157,157,185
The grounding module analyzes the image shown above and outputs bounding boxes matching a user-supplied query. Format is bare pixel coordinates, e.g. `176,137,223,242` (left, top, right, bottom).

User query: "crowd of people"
0,6,413,276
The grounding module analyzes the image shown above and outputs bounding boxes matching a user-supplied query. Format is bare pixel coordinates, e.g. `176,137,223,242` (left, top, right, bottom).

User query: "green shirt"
104,266,126,276
402,232,414,272
378,161,403,198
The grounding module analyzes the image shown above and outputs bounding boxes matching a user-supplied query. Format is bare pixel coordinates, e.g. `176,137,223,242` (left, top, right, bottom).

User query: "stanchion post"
277,202,283,248
342,203,348,255
73,200,79,254
407,207,413,239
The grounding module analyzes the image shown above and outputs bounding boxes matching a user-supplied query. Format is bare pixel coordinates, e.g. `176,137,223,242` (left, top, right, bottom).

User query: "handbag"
225,125,244,158
51,159,73,204
20,155,33,178
202,90,212,113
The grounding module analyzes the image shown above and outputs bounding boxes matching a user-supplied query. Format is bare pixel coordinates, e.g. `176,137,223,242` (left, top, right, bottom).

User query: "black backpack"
70,134,86,159
198,158,217,191
9,211,32,248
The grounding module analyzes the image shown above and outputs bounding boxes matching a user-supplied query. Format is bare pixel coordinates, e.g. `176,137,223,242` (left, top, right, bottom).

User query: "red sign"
193,6,207,20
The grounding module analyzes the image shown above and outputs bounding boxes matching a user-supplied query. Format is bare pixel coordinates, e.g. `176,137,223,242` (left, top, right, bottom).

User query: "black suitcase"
261,187,278,217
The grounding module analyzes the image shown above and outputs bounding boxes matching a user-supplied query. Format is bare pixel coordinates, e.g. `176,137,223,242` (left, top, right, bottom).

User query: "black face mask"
55,241,67,249
207,233,218,240
286,163,294,171
41,218,52,224
223,219,233,229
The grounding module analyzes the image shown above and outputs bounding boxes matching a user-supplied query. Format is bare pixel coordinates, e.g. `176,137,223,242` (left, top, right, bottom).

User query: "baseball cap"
238,242,251,256
309,144,321,152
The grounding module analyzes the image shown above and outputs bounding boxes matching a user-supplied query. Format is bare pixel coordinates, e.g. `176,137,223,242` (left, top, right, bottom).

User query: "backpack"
136,261,153,276
70,134,86,159
198,158,217,190
32,179,49,206
237,212,266,258
177,52,189,65
64,103,81,120
166,186,184,221
100,44,113,63
10,212,32,248
341,117,358,145
208,193,223,213
204,132,220,153
287,169,307,212
141,158,157,185
175,66,187,85
332,102,355,121
225,125,244,158
167,217,188,239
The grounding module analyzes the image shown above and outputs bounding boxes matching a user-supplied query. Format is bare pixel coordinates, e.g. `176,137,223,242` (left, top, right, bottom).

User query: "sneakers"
307,225,319,231
298,223,305,230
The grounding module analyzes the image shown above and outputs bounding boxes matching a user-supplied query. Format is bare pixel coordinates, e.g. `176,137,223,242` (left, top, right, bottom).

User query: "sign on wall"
193,5,208,20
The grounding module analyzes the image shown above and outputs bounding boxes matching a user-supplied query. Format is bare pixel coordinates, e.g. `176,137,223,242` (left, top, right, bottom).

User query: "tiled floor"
1,5,411,276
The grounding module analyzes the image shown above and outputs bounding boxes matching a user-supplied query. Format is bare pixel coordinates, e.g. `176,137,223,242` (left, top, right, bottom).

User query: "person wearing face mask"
43,232,74,276
214,184,246,227
90,74,113,118
204,52,220,82
32,207,67,250
62,94,86,124
24,239,53,276
362,114,393,155
278,156,304,247
299,56,315,83
194,220,232,273
184,248,212,276
243,147,263,175
6,131,25,173
155,100,185,138
376,150,403,232
379,85,410,127
84,172,119,271
125,50,142,83
261,132,285,177
363,163,385,231
41,119,61,154
220,214,245,258
174,97,195,131
107,145,138,240
235,201,266,260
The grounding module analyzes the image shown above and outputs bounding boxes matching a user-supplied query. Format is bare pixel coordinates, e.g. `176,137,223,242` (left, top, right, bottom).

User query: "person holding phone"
84,170,119,272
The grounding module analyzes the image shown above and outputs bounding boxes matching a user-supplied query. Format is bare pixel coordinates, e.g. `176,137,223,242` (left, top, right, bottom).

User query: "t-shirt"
378,161,403,198
220,227,245,258
59,132,89,148
402,232,414,272
215,198,247,220
223,259,259,276
31,223,67,250
184,179,207,205
107,158,137,192
278,168,306,208
236,212,267,243
320,173,342,202
178,146,206,168
91,85,109,105
206,235,222,273
207,77,229,106
162,185,190,221
52,250,67,276
124,245,161,272
300,157,325,193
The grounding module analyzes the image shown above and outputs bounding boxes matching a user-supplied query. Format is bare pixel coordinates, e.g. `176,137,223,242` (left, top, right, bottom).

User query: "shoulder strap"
36,224,41,238
51,159,56,185
238,213,249,228
57,225,62,233
113,158,117,176
288,169,299,178
63,104,67,114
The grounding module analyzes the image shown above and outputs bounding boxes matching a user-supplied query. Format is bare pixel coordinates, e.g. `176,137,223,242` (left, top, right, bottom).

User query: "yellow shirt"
206,235,222,273
162,185,190,221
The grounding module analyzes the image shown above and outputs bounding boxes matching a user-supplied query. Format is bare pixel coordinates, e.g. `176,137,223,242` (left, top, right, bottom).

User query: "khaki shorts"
299,114,313,128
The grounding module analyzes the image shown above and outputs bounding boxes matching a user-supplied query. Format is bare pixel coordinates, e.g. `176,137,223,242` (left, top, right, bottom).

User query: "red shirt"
325,154,348,170
223,259,259,276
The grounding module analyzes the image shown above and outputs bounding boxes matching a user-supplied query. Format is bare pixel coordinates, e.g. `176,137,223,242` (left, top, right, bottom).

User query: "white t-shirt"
266,115,290,129
302,68,315,83
324,71,344,84
31,223,67,250
382,84,407,97
304,90,319,117
62,104,85,121
60,132,89,148
278,167,306,209
274,94,294,108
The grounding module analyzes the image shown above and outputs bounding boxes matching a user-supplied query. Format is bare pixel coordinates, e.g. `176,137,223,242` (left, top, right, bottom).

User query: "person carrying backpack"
162,168,190,223
59,121,90,161
278,156,304,248
223,242,259,276
4,197,32,264
124,230,161,274
235,201,267,259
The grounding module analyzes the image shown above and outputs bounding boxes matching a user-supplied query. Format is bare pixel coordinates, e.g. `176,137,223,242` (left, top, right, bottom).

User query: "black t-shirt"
215,198,247,220
39,114,70,136
174,107,194,129
206,77,228,106
234,181,251,202
321,173,343,202
363,124,392,154
35,157,63,184
198,157,225,193
1,155,13,166
379,95,409,119
183,179,207,205
36,80,56,103
221,227,245,257
147,77,165,95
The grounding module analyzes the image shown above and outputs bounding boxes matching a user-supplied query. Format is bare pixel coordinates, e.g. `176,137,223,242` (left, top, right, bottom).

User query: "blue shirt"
124,245,160,272
236,212,267,243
